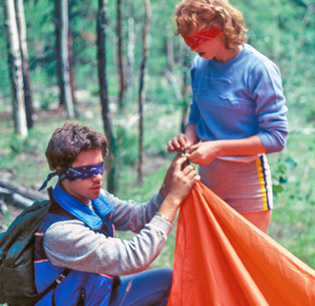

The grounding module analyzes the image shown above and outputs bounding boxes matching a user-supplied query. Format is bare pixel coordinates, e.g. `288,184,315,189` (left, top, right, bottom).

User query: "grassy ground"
1,101,315,273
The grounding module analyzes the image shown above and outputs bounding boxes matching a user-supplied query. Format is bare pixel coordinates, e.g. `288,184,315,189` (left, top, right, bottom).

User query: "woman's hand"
186,136,267,166
167,133,193,153
186,141,220,166
167,124,199,153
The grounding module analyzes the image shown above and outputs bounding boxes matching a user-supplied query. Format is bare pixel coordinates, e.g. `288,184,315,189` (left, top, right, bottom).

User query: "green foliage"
36,88,59,111
116,125,138,166
0,115,63,189
24,0,57,86
269,132,315,205
269,205,315,268
272,156,298,196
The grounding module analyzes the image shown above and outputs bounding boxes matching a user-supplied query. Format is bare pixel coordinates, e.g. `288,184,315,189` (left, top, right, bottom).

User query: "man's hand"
158,154,200,223
167,155,200,205
160,152,191,197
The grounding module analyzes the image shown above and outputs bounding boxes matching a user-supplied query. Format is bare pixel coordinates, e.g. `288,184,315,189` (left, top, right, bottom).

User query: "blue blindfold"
39,162,104,191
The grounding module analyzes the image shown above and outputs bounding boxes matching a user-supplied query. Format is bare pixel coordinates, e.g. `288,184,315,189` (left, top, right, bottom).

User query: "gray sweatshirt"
43,189,172,276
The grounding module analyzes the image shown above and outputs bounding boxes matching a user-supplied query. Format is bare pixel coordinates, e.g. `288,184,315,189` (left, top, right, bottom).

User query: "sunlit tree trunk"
3,0,28,138
68,2,77,111
68,28,77,112
97,0,118,193
116,0,126,110
56,0,75,118
138,0,150,184
15,0,33,129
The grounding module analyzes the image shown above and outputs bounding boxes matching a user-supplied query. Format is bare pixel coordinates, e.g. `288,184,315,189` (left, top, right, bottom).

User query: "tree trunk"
137,0,150,184
3,0,28,138
97,0,118,193
15,0,33,129
55,0,64,106
116,0,126,110
56,0,75,118
126,0,135,105
180,47,191,132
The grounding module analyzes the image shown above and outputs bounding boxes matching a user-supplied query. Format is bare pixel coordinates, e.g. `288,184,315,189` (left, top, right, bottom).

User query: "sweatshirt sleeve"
43,214,172,276
250,59,289,153
102,190,165,232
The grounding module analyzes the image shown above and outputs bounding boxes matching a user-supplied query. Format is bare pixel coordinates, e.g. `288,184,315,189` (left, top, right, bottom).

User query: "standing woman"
167,0,289,233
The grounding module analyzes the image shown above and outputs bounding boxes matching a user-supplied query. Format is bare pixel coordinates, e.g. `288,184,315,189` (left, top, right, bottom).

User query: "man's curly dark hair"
45,122,108,170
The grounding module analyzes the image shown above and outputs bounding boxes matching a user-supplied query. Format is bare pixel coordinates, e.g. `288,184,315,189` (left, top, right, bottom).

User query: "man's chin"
91,191,101,199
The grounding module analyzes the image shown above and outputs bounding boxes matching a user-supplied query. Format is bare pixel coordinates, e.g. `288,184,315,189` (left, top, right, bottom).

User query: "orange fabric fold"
167,181,315,306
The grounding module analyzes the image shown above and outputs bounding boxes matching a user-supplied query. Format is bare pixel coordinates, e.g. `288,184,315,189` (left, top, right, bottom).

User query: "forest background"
0,0,315,273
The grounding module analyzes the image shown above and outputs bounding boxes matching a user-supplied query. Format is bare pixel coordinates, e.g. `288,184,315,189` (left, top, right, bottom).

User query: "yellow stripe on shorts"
255,156,269,211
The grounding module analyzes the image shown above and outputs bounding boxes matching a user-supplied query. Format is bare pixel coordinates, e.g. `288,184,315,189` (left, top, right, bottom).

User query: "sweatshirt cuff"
156,191,165,203
151,214,172,235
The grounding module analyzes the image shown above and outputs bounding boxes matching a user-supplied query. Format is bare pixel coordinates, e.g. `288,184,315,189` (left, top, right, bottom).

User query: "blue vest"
34,190,117,306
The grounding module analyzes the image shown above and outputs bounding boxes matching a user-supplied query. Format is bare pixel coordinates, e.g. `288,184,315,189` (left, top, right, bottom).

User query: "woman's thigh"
240,210,272,233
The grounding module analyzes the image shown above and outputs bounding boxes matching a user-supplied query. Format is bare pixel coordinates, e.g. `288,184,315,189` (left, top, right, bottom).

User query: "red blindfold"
182,27,222,49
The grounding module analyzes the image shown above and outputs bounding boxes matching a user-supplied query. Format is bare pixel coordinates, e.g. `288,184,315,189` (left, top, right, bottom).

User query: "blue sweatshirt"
187,44,288,161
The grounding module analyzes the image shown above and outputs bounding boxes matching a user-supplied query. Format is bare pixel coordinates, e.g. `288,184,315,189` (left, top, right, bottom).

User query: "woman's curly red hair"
174,0,248,50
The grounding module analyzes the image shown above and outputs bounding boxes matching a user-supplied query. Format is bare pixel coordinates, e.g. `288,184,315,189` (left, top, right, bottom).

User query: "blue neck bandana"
39,162,104,191
52,182,114,230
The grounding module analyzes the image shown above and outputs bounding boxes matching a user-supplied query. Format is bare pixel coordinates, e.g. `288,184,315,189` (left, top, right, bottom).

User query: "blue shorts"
109,268,172,306
199,155,273,213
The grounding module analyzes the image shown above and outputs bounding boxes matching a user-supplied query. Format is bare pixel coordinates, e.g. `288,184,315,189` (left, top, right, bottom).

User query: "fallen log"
0,178,48,209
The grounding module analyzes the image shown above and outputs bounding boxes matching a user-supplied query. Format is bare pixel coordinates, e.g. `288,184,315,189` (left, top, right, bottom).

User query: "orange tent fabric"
167,181,315,306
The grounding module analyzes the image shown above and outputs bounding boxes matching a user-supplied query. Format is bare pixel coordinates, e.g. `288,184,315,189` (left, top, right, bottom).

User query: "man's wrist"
155,212,172,225
160,183,169,198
